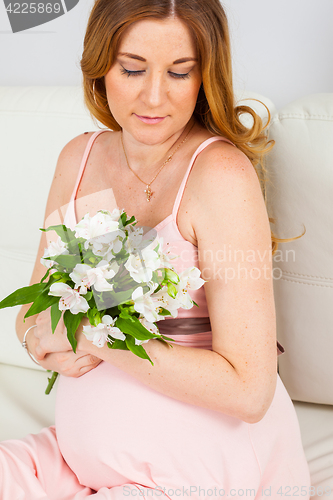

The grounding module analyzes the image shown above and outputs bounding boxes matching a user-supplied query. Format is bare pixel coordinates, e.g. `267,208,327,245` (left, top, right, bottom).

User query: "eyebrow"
118,52,198,64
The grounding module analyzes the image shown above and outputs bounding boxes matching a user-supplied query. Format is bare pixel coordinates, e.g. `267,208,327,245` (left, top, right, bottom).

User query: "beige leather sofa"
0,87,332,496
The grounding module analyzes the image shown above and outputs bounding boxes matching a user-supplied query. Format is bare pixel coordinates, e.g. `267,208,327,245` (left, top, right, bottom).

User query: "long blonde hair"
81,0,304,254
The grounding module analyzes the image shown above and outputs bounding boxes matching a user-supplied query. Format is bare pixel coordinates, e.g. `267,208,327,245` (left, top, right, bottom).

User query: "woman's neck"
120,119,195,176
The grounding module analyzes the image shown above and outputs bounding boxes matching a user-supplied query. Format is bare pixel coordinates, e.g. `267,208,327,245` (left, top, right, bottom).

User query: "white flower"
125,246,161,283
107,208,123,221
132,286,161,323
179,267,205,290
154,236,176,269
152,287,180,318
82,315,125,347
40,237,69,268
48,283,89,314
74,211,126,259
175,267,205,309
69,260,119,293
134,339,149,346
139,317,160,335
124,226,144,253
136,317,160,345
74,211,120,240
89,230,125,259
132,284,178,323
174,288,193,310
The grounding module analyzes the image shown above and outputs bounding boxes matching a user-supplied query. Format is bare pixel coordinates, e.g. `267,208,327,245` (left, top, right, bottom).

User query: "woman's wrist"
22,324,40,365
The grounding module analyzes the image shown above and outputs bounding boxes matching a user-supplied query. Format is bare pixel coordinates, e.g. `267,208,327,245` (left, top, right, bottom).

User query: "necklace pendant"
144,185,153,202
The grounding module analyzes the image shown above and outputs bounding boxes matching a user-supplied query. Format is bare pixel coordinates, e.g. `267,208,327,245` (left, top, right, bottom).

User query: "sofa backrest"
266,93,333,405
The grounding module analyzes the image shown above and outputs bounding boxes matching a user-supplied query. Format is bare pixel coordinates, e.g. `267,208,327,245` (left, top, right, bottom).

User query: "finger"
40,350,77,373
34,344,48,360
35,341,72,361
75,353,101,365
71,354,102,377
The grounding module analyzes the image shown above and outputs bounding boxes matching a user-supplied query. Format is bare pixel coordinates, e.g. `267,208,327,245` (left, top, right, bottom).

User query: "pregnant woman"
0,0,310,498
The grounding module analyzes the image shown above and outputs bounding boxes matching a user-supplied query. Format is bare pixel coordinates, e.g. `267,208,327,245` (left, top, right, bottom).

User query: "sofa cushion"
294,401,333,497
0,363,56,441
266,94,333,405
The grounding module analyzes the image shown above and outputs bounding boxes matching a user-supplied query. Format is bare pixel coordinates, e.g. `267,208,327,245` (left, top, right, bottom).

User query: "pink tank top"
63,130,284,355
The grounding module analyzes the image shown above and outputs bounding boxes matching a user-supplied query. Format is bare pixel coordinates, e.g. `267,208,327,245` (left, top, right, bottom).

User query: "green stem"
45,371,59,395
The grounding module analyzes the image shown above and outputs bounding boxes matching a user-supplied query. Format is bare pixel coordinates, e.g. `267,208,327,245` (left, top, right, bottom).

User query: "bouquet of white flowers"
0,209,205,393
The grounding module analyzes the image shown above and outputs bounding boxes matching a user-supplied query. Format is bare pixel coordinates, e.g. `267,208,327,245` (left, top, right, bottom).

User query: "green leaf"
108,339,129,351
41,224,76,242
167,282,177,299
163,268,180,284
50,303,62,333
0,282,46,309
160,334,175,343
120,212,127,227
113,289,136,304
41,225,83,255
47,271,70,282
87,307,103,327
52,254,81,269
158,307,172,317
24,290,59,318
96,289,134,310
81,250,99,265
119,307,135,321
125,335,153,365
63,311,84,353
116,316,158,341
120,213,136,227
40,266,53,283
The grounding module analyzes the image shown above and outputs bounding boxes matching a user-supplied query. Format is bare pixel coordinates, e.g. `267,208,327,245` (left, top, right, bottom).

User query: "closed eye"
120,67,145,77
120,66,191,80
169,71,190,80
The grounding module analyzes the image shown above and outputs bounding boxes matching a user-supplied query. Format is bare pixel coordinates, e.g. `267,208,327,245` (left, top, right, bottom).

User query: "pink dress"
0,131,311,499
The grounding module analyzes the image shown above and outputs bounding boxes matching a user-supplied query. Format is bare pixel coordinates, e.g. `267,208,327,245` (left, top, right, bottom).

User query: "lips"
134,114,166,124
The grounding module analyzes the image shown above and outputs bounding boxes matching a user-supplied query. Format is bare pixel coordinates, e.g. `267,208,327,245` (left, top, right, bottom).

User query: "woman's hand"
28,309,102,377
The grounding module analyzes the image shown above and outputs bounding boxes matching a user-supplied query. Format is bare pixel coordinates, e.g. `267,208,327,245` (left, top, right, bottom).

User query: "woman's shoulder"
187,134,264,227
193,135,256,188
54,130,113,188
56,130,110,170
188,135,269,253
45,131,110,217
55,132,94,174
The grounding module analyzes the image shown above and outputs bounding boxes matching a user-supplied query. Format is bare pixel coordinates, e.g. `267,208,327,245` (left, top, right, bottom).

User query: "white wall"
0,0,332,109
222,0,333,109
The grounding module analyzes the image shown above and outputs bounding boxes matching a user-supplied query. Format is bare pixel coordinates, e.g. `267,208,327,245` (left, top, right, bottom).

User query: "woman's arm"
16,132,101,375
35,141,278,422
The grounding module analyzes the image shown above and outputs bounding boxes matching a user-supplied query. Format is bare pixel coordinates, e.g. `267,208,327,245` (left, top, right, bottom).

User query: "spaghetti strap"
64,129,111,228
172,136,234,220
69,130,111,203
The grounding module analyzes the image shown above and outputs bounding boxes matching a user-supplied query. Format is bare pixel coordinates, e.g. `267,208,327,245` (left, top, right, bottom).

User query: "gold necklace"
121,122,194,202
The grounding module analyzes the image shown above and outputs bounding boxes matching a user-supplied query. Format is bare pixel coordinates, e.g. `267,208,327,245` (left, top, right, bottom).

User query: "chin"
125,126,172,145
127,121,188,146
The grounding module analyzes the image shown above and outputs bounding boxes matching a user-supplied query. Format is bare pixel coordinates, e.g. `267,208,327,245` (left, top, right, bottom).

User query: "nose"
140,71,167,109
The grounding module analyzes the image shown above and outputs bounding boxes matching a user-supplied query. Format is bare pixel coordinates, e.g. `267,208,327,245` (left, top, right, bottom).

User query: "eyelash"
120,67,190,80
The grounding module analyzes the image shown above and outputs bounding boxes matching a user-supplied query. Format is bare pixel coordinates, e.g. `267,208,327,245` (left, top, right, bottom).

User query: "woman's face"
104,17,202,146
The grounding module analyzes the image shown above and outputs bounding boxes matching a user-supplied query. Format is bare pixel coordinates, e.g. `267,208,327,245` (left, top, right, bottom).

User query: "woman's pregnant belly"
55,361,262,492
